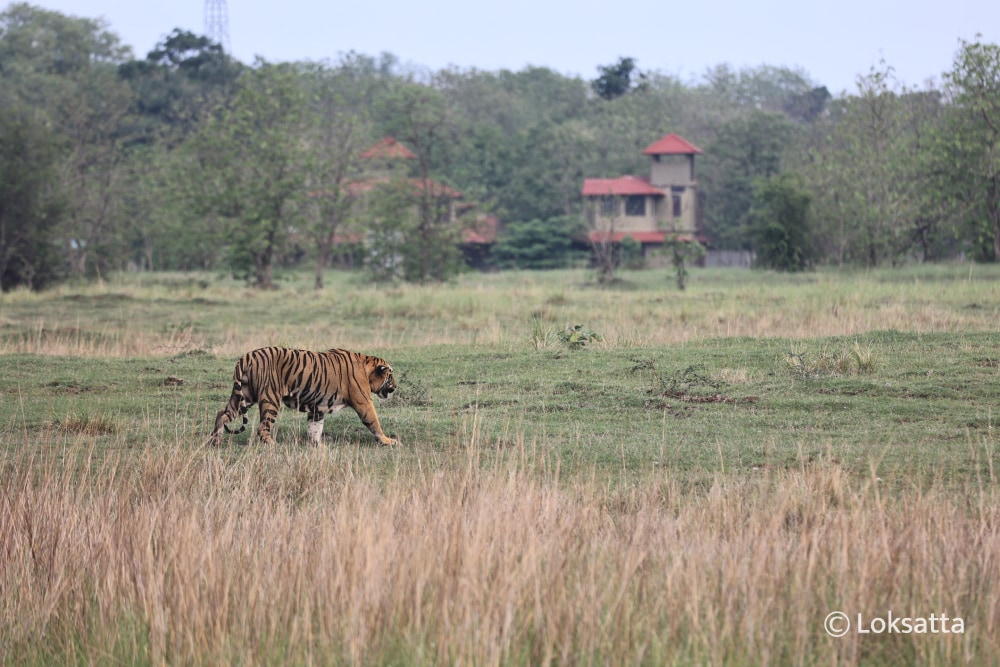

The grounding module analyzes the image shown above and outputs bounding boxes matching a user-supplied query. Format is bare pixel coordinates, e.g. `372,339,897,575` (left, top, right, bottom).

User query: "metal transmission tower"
204,0,231,53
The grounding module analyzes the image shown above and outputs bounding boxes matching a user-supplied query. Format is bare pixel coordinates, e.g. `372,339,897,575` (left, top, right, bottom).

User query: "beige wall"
657,188,698,234
586,191,699,235
650,160,693,187
650,155,695,186
650,154,698,234
586,196,659,232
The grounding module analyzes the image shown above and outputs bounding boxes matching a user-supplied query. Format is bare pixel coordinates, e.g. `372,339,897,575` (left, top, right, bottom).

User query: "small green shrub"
557,325,602,350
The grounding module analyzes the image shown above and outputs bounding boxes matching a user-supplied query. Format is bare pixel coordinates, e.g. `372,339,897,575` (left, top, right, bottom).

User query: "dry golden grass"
3,267,998,664
1,267,997,357
2,435,998,665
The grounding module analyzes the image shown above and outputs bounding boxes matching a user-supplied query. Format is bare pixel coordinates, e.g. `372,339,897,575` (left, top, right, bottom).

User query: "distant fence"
704,250,754,268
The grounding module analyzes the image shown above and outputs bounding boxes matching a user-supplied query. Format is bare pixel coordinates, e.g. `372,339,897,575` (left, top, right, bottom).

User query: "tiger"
209,347,398,447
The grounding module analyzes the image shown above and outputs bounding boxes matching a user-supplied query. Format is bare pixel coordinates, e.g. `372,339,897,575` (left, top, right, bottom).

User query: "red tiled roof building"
581,133,704,250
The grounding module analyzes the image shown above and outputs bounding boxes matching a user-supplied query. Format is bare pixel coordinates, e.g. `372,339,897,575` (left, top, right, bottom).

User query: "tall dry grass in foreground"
2,438,998,666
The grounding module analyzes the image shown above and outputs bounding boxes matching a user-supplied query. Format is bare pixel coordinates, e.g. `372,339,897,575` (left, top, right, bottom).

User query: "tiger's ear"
376,365,390,374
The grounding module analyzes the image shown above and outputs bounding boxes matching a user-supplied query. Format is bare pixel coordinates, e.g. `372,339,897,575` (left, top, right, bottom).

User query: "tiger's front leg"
354,403,398,446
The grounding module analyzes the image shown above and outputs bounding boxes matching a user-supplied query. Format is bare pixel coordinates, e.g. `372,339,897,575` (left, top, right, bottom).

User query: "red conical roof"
360,136,417,159
642,133,703,155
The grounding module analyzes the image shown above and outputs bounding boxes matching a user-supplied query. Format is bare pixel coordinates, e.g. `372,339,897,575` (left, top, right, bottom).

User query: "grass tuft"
55,413,117,435
853,340,879,374
786,340,880,378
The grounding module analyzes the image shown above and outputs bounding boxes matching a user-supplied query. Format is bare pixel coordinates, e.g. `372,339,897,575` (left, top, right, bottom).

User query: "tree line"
2,2,998,291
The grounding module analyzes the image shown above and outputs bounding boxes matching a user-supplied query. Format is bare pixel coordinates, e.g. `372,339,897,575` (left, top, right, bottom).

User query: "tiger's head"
369,359,397,399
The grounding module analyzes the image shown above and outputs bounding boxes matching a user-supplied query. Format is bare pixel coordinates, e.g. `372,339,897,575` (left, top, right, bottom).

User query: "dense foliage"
749,173,814,271
492,216,584,269
1,2,997,290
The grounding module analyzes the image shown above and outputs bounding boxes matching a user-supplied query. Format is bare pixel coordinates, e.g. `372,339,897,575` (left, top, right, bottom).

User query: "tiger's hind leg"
255,399,280,445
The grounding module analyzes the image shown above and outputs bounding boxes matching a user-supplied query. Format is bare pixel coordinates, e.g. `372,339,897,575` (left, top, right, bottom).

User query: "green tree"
749,172,813,271
54,66,138,279
492,216,584,269
187,60,310,288
587,194,622,284
364,178,416,282
0,3,130,84
506,121,594,223
377,82,463,282
586,84,673,178
118,144,224,271
662,228,705,290
783,86,832,123
804,66,943,266
895,90,957,262
703,110,797,250
618,235,644,270
0,107,66,290
702,64,819,115
299,62,369,289
944,38,1000,261
592,57,647,100
1,3,135,281
118,29,243,146
437,65,587,135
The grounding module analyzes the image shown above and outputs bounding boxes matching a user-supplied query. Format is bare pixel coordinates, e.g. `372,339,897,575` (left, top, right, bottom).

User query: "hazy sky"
30,0,1000,94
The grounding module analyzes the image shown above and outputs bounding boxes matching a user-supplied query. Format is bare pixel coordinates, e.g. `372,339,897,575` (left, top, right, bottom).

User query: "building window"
625,195,646,216
671,187,685,218
600,196,617,216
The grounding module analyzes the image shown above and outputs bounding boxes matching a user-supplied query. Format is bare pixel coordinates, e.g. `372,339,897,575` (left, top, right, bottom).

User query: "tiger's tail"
212,358,252,441
222,397,248,434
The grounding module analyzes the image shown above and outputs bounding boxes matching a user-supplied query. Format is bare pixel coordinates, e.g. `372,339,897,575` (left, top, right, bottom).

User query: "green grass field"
1,266,998,665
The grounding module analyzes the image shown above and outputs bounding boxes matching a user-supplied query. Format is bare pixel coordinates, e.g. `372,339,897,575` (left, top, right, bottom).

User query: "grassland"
1,265,998,665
